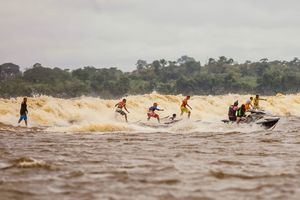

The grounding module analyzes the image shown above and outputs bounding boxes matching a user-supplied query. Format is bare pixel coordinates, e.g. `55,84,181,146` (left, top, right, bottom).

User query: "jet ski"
249,109,266,115
222,110,280,130
256,117,280,129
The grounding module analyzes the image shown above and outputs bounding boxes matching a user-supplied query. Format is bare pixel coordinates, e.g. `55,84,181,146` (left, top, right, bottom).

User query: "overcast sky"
0,0,299,71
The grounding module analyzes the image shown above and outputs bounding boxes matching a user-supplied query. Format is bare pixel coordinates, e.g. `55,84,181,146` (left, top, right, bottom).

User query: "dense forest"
0,56,300,98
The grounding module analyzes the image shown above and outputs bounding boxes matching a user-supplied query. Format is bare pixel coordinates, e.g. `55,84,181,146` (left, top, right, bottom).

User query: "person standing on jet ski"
253,95,267,110
228,101,239,121
236,104,246,123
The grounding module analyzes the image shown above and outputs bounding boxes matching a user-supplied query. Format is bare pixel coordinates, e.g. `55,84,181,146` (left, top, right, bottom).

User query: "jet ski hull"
256,118,280,129
221,117,280,130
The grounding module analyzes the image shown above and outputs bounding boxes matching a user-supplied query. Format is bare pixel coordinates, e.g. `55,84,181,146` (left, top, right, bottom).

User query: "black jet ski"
222,109,280,130
222,118,279,130
249,109,266,115
256,117,280,129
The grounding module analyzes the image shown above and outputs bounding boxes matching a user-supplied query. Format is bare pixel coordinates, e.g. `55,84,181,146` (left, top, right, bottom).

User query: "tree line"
0,56,300,98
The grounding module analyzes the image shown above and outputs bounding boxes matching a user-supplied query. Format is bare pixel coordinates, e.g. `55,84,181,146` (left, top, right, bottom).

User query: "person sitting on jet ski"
236,104,246,123
245,99,253,111
228,101,239,121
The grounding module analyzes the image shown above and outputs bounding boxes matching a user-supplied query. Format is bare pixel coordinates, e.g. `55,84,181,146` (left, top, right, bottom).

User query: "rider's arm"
124,106,129,113
187,103,192,109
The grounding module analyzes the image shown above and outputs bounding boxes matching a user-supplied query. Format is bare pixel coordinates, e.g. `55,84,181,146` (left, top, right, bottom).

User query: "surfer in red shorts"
147,103,164,123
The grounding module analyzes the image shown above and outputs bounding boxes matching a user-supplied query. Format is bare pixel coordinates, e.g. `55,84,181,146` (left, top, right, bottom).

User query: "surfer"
18,97,28,126
115,99,130,122
170,114,177,121
181,96,192,118
147,103,164,123
253,95,267,110
164,113,183,125
228,100,239,122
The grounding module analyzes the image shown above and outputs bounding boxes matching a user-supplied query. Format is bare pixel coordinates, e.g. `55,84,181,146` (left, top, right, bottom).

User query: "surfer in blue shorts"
18,97,28,126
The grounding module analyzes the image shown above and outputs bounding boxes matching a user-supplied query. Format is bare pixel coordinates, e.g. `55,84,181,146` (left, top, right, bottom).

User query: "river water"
1,94,300,199
1,117,300,200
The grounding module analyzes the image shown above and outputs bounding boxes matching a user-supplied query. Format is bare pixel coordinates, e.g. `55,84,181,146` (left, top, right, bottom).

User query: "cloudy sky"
0,0,299,70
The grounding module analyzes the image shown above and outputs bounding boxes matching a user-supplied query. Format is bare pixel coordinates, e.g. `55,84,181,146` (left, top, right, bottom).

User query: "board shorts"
181,106,190,113
147,112,159,118
19,115,27,121
116,108,126,116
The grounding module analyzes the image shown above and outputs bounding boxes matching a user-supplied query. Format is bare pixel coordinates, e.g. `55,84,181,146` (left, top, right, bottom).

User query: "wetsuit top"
236,107,246,117
149,106,160,112
181,99,188,108
20,102,28,115
228,105,238,117
117,101,126,109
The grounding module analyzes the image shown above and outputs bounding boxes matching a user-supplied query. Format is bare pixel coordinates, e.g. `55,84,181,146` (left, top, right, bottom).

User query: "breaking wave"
0,93,299,133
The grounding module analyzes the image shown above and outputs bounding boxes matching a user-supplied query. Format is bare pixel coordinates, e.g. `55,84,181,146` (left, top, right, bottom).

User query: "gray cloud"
0,0,299,70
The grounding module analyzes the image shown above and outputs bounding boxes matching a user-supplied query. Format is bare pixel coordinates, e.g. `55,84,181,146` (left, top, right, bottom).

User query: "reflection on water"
1,117,300,200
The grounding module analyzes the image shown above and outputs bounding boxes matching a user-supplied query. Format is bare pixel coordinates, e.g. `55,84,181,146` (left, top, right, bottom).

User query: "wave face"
0,93,299,133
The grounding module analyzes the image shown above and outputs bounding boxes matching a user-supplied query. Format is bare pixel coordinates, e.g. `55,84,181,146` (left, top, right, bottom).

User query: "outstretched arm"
124,106,129,113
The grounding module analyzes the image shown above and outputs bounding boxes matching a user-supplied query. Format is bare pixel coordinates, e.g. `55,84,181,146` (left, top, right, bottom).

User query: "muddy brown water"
1,118,300,200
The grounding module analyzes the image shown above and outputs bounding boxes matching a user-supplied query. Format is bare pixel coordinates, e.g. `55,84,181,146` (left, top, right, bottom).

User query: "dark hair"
234,101,238,106
122,99,126,102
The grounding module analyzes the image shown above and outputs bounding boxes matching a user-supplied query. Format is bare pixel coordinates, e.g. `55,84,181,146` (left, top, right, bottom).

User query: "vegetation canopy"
1,56,299,98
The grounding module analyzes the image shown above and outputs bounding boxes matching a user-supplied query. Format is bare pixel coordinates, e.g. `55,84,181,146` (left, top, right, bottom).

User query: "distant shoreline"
1,56,300,98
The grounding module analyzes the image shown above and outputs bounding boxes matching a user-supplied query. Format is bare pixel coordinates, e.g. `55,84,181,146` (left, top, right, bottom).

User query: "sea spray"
0,93,299,133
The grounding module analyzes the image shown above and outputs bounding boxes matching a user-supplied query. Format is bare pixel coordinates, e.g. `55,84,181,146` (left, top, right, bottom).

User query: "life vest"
245,103,251,111
237,107,245,117
228,105,237,117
